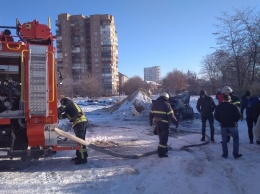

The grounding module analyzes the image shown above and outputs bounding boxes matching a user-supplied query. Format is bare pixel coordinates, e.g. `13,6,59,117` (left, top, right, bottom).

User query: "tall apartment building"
144,66,161,83
56,13,119,96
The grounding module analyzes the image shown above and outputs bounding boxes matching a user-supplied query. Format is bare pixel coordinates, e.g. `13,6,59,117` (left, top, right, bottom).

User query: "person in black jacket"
58,97,88,165
149,92,178,158
196,90,216,142
221,86,240,142
214,95,242,159
253,101,260,144
240,90,260,144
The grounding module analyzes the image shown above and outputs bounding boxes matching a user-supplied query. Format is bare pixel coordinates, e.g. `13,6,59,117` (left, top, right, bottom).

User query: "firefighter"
58,97,88,165
149,92,178,158
1,29,14,41
221,86,240,108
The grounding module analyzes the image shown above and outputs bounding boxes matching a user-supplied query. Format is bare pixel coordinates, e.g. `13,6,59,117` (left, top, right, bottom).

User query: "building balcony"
56,36,62,41
55,20,60,27
72,63,82,69
72,47,81,53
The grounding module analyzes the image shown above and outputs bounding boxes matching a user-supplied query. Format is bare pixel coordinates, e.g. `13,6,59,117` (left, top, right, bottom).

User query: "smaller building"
118,72,128,95
144,66,160,83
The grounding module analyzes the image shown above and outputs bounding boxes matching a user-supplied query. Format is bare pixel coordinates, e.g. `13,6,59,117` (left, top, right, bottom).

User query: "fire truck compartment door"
28,45,48,116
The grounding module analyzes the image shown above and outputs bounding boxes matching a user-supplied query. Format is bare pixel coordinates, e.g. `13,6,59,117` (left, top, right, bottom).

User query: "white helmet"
221,86,233,94
160,92,169,99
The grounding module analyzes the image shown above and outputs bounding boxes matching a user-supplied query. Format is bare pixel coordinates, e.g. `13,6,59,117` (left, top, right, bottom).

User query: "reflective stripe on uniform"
158,144,167,148
167,110,173,115
151,110,167,114
62,103,87,127
73,116,87,127
79,145,87,159
161,120,168,123
233,101,240,106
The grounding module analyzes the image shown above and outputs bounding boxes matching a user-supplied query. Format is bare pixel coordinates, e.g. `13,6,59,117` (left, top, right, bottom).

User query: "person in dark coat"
196,90,216,142
149,92,178,158
214,95,242,159
253,101,260,144
221,86,241,142
58,97,88,165
240,91,260,144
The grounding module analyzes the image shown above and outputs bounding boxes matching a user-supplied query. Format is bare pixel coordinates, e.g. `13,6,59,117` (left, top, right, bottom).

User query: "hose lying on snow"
53,127,209,159
54,128,156,159
169,127,210,151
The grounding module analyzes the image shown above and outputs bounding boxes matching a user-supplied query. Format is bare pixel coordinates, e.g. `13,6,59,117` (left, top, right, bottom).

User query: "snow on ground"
1,91,260,194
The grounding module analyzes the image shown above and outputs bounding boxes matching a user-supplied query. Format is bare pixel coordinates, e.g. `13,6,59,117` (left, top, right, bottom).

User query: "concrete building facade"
56,13,119,96
118,72,128,95
144,66,161,83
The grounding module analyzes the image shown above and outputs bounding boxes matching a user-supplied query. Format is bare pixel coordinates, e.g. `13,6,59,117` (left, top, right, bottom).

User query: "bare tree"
77,73,103,98
161,69,187,94
236,8,260,86
213,8,260,93
123,76,144,95
185,71,200,95
58,78,74,98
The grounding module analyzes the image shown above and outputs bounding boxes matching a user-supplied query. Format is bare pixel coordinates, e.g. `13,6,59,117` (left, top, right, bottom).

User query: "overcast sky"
1,0,260,78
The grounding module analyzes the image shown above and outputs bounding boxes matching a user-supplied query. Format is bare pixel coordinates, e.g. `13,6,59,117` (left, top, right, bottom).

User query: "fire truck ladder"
28,45,49,117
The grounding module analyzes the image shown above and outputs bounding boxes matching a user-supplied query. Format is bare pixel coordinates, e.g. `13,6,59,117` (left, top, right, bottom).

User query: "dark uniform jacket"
149,96,177,125
214,102,240,127
196,95,216,117
230,93,240,108
58,99,87,127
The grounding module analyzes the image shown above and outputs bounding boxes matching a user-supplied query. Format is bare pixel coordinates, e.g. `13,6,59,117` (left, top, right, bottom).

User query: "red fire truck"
0,19,78,160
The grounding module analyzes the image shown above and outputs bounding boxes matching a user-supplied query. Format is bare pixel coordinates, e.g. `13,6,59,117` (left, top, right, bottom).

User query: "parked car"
169,91,194,120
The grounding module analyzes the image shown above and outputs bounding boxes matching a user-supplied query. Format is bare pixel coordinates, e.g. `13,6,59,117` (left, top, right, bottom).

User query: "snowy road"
1,94,260,194
1,117,260,194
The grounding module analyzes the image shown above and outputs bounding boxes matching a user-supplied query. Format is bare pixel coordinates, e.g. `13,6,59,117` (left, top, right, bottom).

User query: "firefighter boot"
74,148,88,165
201,130,206,141
157,145,168,158
71,150,80,161
210,128,215,142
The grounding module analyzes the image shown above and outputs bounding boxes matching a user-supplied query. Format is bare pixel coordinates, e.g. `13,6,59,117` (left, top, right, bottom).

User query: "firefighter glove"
153,127,158,135
175,121,179,128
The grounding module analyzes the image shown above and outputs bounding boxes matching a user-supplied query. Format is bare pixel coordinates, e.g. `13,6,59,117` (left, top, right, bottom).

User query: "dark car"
169,91,194,120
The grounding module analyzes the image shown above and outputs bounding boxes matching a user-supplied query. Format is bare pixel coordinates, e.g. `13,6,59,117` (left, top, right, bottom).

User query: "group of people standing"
196,86,260,159
56,87,259,163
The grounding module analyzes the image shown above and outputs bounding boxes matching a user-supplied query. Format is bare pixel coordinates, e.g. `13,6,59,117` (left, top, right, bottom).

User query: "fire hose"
53,127,209,159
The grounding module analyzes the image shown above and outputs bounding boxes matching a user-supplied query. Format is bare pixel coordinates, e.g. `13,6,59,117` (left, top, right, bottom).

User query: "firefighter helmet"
3,29,11,35
60,97,71,105
221,86,233,94
160,92,169,99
